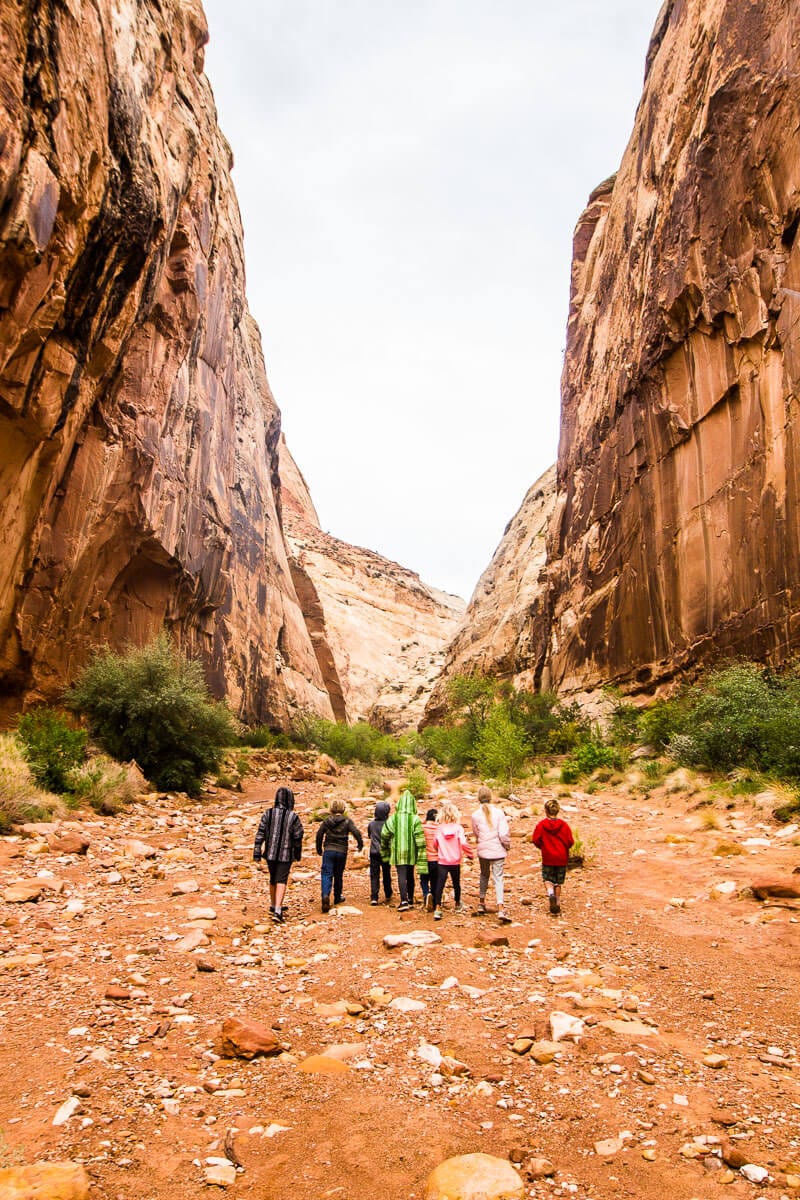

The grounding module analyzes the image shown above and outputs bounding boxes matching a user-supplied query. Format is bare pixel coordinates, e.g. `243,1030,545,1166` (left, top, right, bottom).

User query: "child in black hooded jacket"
367,800,393,905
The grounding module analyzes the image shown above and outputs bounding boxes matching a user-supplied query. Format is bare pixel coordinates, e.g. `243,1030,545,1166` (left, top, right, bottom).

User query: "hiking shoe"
321,896,331,913
334,896,346,905
498,910,512,924
397,901,410,912
434,908,442,921
477,901,487,914
272,909,284,924
425,894,434,913
548,894,558,915
370,899,379,906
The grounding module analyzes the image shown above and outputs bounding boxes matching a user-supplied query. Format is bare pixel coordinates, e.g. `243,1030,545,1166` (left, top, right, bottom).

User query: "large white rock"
424,1154,524,1200
384,930,441,948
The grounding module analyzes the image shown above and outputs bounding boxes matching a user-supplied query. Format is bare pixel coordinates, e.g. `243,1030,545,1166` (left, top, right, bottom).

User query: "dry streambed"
0,770,798,1199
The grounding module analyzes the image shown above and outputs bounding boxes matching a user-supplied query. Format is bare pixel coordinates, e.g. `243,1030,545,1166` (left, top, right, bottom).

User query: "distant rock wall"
425,465,557,720
0,0,332,724
278,437,465,730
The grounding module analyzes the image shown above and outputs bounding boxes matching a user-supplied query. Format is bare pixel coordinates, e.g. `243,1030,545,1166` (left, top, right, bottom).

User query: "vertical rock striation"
446,0,800,701
545,0,800,694
0,0,332,723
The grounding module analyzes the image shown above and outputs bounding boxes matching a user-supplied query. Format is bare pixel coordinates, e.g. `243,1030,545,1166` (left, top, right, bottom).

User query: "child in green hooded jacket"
380,789,428,911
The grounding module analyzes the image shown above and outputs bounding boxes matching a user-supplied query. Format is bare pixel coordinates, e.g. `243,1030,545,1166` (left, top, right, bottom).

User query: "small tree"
67,634,236,795
475,708,529,784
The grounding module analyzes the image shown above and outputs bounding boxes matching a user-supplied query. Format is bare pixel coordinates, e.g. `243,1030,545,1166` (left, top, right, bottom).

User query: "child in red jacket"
532,798,574,915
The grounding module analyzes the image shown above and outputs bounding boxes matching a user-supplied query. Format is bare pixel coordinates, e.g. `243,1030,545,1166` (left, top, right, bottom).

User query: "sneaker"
548,894,558,915
477,901,487,914
425,894,434,913
321,896,331,913
370,899,379,906
434,908,442,921
455,904,469,914
498,910,512,924
334,896,346,906
272,909,284,924
397,901,410,912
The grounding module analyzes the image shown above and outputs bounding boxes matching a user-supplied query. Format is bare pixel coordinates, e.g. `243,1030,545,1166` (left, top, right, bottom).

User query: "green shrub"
292,716,405,767
475,708,529,783
239,726,292,750
66,634,236,796
17,708,87,793
65,755,135,814
0,734,62,832
606,690,641,746
404,764,429,799
420,724,475,774
640,692,693,749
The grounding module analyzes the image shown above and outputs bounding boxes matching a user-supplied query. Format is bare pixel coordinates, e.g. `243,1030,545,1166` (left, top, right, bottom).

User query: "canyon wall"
440,0,800,703
425,465,556,720
0,0,334,725
546,0,800,695
278,437,465,730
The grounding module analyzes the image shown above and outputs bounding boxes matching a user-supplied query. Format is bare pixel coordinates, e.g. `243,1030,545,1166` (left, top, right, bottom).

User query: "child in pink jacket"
433,801,474,920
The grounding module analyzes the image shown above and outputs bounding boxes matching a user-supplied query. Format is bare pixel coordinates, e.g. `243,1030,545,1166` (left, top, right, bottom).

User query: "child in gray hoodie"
368,800,393,905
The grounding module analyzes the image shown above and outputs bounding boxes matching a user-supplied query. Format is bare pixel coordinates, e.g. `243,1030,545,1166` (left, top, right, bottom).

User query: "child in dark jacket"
315,798,363,912
253,785,304,925
532,797,574,916
367,800,393,905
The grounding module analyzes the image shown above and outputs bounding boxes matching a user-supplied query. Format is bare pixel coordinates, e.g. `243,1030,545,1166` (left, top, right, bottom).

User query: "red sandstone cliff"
444,0,800,701
0,0,333,724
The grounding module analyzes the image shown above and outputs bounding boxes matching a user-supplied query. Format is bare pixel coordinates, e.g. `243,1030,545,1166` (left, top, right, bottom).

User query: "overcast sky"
203,1,661,601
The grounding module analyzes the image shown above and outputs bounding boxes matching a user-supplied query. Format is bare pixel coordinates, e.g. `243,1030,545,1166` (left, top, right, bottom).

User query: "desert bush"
0,734,61,832
17,708,87,793
419,724,475,774
238,726,292,750
560,740,616,783
65,755,135,815
475,708,529,783
606,690,641,746
67,634,236,796
293,717,405,767
404,764,429,799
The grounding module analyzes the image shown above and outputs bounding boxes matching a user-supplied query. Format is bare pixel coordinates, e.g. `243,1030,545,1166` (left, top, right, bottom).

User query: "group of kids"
253,784,574,925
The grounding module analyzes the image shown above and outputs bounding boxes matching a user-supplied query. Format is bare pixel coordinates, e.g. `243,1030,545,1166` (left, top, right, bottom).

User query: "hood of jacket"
373,800,390,820
325,813,351,832
275,787,295,810
396,789,418,816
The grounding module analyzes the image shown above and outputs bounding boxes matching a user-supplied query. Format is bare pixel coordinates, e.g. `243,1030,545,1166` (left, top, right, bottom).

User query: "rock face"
453,0,800,698
0,0,332,725
278,437,464,729
545,0,800,695
426,465,556,719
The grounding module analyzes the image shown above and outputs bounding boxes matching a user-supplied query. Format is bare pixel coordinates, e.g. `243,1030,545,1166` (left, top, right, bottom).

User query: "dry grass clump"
0,733,62,832
713,840,745,857
65,754,136,815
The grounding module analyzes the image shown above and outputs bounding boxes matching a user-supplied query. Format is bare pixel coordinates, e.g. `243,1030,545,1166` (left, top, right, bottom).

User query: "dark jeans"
396,864,416,905
321,849,347,903
434,864,461,908
370,852,393,901
420,861,439,900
